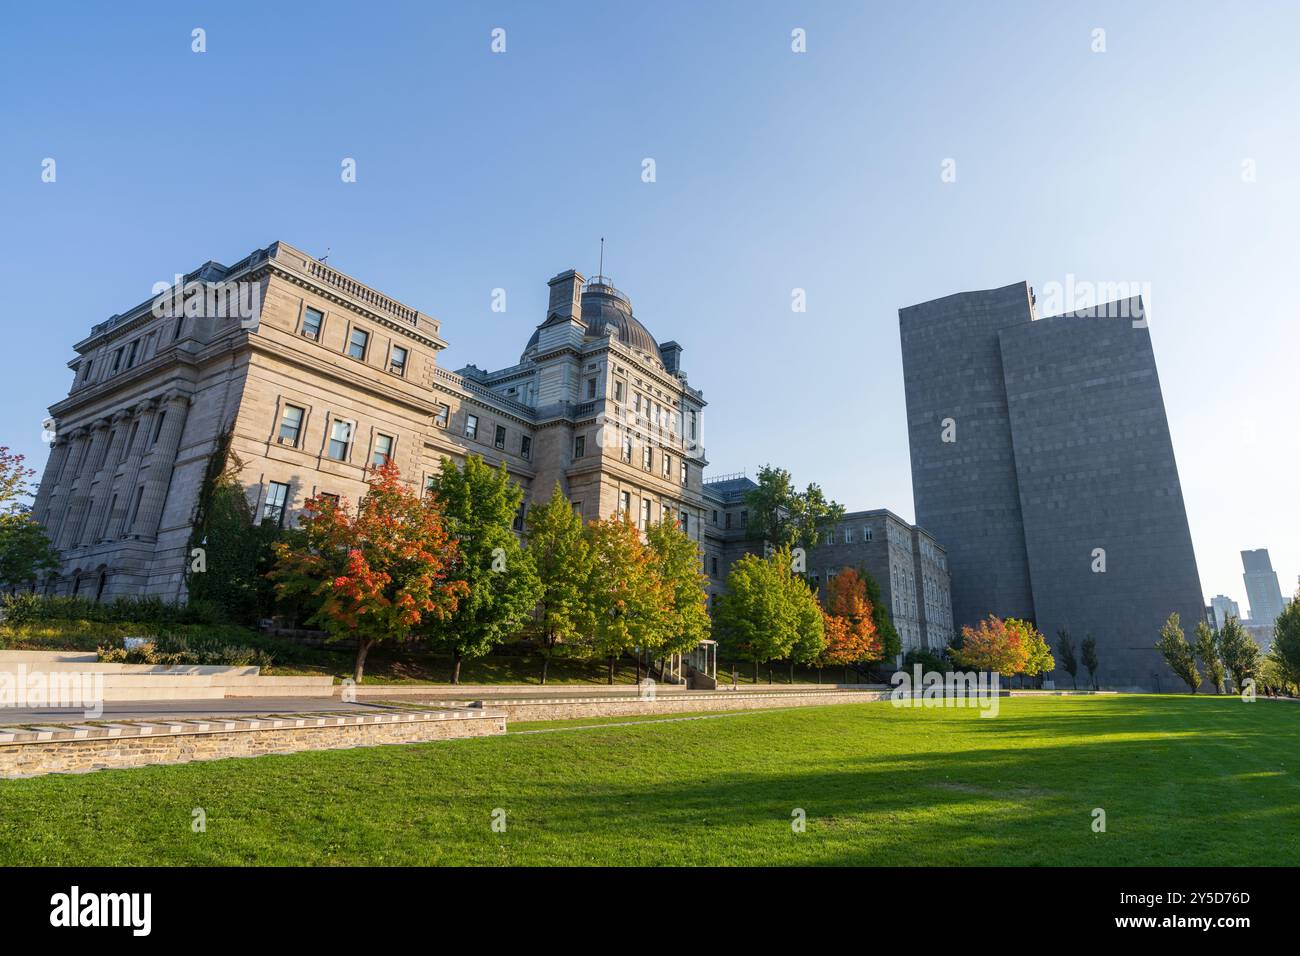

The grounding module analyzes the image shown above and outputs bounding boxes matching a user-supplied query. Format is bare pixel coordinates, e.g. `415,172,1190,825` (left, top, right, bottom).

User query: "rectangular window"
586,377,597,399
513,502,526,532
435,404,450,428
130,486,145,526
740,509,748,526
494,425,507,449
173,315,185,341
278,405,305,445
622,435,632,463
681,511,689,534
82,360,94,384
319,492,340,508
99,433,115,469
643,445,653,471
372,434,394,467
725,512,732,530
680,459,688,486
151,412,167,446
465,414,479,440
633,394,642,416
125,340,139,368
390,345,408,376
662,453,672,478
711,556,719,576
111,348,123,372
263,481,290,528
614,381,625,402
863,527,873,542
689,410,697,440
423,475,436,497
302,307,323,340
520,435,531,460
641,498,652,529
348,328,369,360
574,435,586,459
619,491,630,516
845,528,853,544
328,420,353,461
123,422,139,462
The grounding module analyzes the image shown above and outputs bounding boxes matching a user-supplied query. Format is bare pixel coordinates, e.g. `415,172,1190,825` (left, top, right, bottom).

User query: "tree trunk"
451,649,462,685
767,663,773,685
607,654,615,685
752,660,758,684
789,660,795,684
353,638,373,684
817,667,822,685
541,655,549,685
636,653,643,683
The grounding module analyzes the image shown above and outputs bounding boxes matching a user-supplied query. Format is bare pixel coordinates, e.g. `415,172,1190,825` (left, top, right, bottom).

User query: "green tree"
743,464,845,552
1269,595,1300,691
0,446,60,590
644,514,711,660
1219,615,1262,692
1193,620,1226,694
1055,628,1079,689
1156,612,1201,693
1081,633,1100,690
587,513,666,683
1016,621,1055,688
524,483,595,684
420,455,542,684
787,573,826,681
715,547,811,683
859,567,901,664
185,433,279,623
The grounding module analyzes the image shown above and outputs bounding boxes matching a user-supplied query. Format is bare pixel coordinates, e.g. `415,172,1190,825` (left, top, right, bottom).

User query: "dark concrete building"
899,283,1204,690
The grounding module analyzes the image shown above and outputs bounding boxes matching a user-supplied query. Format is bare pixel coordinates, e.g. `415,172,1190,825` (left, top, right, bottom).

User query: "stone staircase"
0,650,334,701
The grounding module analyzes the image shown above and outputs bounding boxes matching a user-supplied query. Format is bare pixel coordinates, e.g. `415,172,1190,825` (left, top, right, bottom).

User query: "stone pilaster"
109,400,158,538
30,437,71,525
47,428,89,544
81,411,132,544
57,422,109,550
131,393,191,540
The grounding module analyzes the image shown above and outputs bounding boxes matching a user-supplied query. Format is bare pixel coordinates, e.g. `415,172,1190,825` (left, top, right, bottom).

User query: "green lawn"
1,695,1297,866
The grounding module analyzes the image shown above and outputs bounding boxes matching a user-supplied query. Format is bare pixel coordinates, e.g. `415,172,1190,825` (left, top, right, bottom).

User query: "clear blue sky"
2,1,1297,610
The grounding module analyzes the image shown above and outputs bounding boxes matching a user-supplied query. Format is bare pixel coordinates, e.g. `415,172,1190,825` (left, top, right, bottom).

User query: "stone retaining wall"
449,689,891,722
0,708,505,778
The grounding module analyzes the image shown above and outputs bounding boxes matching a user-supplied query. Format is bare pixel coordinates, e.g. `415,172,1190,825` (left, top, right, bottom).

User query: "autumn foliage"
818,568,880,667
269,461,468,681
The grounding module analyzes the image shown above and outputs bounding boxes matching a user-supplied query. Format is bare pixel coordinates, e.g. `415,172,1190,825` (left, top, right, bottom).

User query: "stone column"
82,411,132,544
47,428,89,543
30,436,71,525
110,400,158,538
57,422,109,550
131,393,191,541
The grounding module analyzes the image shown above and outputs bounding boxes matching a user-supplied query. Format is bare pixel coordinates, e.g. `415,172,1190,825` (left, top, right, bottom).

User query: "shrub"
0,593,225,627
902,647,948,674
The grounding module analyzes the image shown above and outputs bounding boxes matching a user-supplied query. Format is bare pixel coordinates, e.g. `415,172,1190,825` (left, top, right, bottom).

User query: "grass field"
1,695,1297,866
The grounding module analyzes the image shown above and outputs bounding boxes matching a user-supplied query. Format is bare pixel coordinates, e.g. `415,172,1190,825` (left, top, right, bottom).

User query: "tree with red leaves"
268,461,468,682
818,567,880,681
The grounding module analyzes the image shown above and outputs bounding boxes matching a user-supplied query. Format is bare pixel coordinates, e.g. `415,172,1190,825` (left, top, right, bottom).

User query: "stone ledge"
0,707,506,778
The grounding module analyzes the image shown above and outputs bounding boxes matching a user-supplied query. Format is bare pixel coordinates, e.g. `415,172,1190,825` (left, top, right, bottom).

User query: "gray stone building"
29,240,952,661
30,243,709,600
698,475,953,656
1241,548,1285,629
899,282,1205,690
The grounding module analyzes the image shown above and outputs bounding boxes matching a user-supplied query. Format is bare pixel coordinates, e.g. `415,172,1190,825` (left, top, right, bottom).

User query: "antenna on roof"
596,237,604,283
320,246,330,263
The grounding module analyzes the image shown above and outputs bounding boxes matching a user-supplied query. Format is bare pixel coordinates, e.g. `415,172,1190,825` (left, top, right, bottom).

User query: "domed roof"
524,278,661,357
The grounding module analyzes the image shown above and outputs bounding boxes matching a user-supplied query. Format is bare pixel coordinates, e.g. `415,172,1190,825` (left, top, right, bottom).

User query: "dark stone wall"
899,283,1038,632
998,305,1204,690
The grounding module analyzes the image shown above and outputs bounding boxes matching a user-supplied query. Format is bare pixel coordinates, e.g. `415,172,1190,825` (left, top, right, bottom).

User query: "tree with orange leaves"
586,512,669,683
818,568,880,681
268,461,469,682
949,614,1030,676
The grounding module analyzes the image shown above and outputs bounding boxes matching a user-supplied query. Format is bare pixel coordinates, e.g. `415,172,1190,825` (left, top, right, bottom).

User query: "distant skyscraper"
899,282,1204,690
1241,549,1285,627
1210,595,1241,630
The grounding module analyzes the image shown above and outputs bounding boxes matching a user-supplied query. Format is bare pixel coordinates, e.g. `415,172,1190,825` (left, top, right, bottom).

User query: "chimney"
547,269,585,322
659,340,683,374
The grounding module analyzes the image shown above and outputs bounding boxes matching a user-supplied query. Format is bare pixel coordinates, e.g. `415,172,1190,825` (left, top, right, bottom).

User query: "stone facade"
0,708,505,778
698,476,954,655
29,244,709,599
900,284,1205,690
